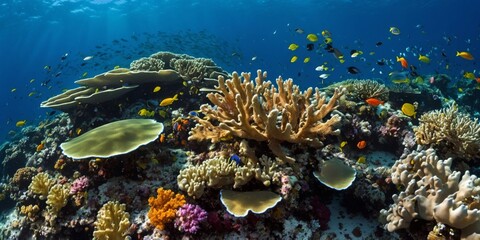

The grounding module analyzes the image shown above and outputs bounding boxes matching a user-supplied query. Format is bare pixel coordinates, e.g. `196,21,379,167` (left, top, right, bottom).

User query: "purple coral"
70,176,89,194
174,203,207,234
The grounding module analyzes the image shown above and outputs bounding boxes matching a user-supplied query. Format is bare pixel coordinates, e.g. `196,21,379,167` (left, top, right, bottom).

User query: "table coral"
147,187,186,230
189,70,345,163
93,201,131,240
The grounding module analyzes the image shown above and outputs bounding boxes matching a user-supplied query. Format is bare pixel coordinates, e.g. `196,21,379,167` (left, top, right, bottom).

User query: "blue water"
1,0,479,138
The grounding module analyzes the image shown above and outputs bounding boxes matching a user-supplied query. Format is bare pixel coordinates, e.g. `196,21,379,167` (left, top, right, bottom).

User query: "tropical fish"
418,54,430,63
401,103,416,118
83,56,93,61
365,98,384,107
389,27,400,35
456,51,474,60
303,57,310,63
138,108,155,117
318,74,330,79
159,94,178,107
306,33,318,42
158,110,167,118
295,28,304,34
82,72,88,77
413,76,424,84
324,37,332,44
76,128,82,135
315,65,328,71
11,88,16,92
350,50,363,58
463,72,475,80
153,86,161,92
230,154,242,165
357,140,367,149
392,78,410,84
340,141,348,148
114,65,120,69
396,56,408,68
306,43,314,51
29,79,35,83
321,30,331,38
36,141,45,152
28,92,36,97
290,56,298,63
288,43,299,51
357,156,367,164
347,66,360,74
16,120,26,127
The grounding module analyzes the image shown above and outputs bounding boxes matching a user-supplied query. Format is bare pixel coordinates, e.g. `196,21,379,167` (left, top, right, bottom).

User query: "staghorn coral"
381,148,480,239
148,188,186,230
93,201,131,240
414,104,480,160
28,172,55,200
189,70,344,163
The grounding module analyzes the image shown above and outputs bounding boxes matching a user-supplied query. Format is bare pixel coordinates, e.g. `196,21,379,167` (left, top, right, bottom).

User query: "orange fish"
476,77,480,84
396,56,408,68
357,140,367,149
365,98,384,107
36,141,45,152
159,134,165,143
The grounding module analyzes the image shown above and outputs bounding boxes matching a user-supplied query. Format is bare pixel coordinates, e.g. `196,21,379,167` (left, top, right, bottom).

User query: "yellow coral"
93,201,131,240
28,172,55,199
147,188,186,230
46,183,70,215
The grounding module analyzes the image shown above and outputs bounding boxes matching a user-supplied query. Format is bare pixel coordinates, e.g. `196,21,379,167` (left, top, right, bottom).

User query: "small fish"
158,110,167,118
288,43,299,51
321,30,331,38
357,156,367,164
28,92,36,97
82,72,88,77
365,98,384,107
114,65,120,69
44,65,51,71
16,120,27,127
83,56,93,61
306,33,318,42
36,141,45,152
182,81,188,87
295,28,304,34
347,66,360,74
251,56,257,61
389,27,400,35
229,154,242,165
418,54,430,63
188,111,199,117
306,43,314,51
138,109,155,117
303,57,310,63
324,37,332,44
315,65,328,71
463,72,475,80
76,128,82,135
159,94,178,107
11,88,16,92
357,140,367,149
350,50,363,58
456,51,474,60
29,79,35,83
401,103,416,118
61,53,68,60
159,133,166,143
396,56,408,68
153,86,161,92
340,141,348,148
318,74,330,79
375,41,383,47
290,56,298,63
392,78,410,84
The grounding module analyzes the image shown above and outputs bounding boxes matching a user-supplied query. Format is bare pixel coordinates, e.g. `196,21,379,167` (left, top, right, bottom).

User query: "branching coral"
381,148,480,239
46,183,70,215
148,188,186,230
189,70,344,163
28,172,55,200
414,104,480,160
93,201,131,240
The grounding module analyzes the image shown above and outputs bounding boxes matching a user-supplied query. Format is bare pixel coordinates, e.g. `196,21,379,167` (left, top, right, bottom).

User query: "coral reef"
28,172,55,200
189,70,345,163
174,203,207,234
381,148,480,239
46,183,70,216
147,188,186,230
414,104,480,160
93,201,131,240
219,190,282,217
60,119,164,159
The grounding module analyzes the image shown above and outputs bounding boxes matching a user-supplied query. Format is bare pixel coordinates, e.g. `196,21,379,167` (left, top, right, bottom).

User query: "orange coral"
147,187,186,230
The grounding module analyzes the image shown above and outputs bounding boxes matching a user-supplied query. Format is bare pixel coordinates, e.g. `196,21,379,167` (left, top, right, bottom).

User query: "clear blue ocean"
1,1,480,239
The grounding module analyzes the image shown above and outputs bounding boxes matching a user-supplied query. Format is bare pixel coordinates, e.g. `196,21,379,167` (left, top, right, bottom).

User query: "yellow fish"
392,78,410,84
153,86,161,92
306,33,318,42
324,37,332,44
303,57,310,63
288,43,299,51
357,156,367,164
401,103,416,118
340,141,347,148
114,65,120,69
463,72,475,80
158,110,167,118
16,120,26,127
458,88,463,93
159,94,178,107
321,30,331,38
28,92,36,97
138,109,155,117
290,56,298,63
76,128,82,135
82,72,88,77
456,51,474,60
182,81,188,87
36,141,45,152
414,76,424,84
418,54,430,63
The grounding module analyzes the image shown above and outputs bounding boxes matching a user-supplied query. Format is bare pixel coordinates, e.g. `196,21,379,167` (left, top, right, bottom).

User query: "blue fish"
230,154,242,165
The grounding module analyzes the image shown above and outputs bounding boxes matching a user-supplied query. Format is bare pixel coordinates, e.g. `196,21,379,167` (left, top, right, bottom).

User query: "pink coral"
70,176,89,194
174,203,207,234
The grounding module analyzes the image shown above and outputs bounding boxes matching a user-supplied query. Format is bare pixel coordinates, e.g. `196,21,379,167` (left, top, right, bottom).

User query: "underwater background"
1,0,480,239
